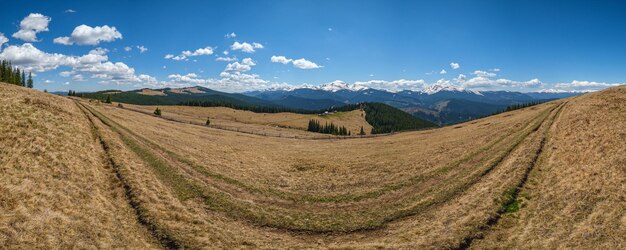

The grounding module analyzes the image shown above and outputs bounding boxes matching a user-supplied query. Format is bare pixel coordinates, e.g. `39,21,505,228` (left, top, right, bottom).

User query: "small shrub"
154,107,161,116
117,103,124,108
205,117,211,126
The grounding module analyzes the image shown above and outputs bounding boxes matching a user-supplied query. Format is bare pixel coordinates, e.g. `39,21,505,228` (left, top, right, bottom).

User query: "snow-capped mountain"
244,81,584,125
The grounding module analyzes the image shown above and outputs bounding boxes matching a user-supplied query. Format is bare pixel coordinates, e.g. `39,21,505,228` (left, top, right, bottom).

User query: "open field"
1,82,624,248
121,103,374,136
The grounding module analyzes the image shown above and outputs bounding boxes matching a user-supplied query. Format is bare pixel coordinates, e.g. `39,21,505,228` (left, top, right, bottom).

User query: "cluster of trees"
504,101,543,112
362,102,436,134
68,90,80,96
0,60,33,88
307,119,350,135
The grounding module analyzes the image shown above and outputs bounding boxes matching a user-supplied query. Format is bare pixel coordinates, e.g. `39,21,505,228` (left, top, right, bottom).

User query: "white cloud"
54,25,122,45
224,57,255,72
353,79,426,92
12,13,51,42
230,41,263,53
225,32,236,39
136,45,148,53
72,74,86,81
553,80,623,91
65,9,76,13
0,33,8,47
0,43,154,85
165,46,213,61
216,56,237,62
124,46,132,52
292,58,322,69
472,70,497,78
271,55,322,69
59,71,74,77
450,62,460,69
454,74,467,83
0,43,74,72
489,68,500,72
463,77,542,88
271,55,292,64
440,69,447,74
43,79,54,84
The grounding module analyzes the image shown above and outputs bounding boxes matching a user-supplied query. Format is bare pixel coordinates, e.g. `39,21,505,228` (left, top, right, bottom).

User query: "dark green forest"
1,60,34,88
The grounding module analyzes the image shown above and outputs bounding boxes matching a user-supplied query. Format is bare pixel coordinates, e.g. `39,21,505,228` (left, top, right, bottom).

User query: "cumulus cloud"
124,46,132,52
553,80,623,91
0,33,8,47
230,41,263,53
165,46,213,61
136,45,148,53
472,70,497,78
12,13,51,42
463,77,542,88
216,56,237,62
353,79,426,92
450,62,460,69
54,25,122,45
292,58,322,69
271,55,322,69
440,69,447,74
0,43,154,85
224,32,236,38
224,58,255,72
271,55,292,64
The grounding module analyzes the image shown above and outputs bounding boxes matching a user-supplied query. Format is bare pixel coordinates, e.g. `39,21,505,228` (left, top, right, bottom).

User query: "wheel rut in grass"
75,101,182,250
452,102,566,250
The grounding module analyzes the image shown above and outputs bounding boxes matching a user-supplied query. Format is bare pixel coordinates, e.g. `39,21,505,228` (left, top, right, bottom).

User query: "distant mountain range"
75,82,583,125
245,81,583,125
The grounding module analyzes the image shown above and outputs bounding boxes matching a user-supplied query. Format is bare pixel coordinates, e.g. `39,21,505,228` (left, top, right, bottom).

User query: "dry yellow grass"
123,103,373,136
0,83,156,248
2,82,624,249
136,89,166,96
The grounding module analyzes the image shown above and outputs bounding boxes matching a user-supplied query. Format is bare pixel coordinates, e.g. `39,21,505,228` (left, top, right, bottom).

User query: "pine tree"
27,72,33,88
359,126,365,135
105,95,112,103
15,68,21,86
21,71,26,87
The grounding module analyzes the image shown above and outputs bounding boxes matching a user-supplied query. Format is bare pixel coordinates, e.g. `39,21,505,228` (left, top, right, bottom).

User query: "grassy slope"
0,83,155,248
122,103,374,135
2,83,623,248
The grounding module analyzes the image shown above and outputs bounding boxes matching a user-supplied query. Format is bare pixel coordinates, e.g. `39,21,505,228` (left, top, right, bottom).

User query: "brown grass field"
122,103,374,137
1,82,624,249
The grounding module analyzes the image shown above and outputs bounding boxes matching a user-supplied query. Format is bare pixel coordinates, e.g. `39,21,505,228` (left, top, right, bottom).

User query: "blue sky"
1,0,625,93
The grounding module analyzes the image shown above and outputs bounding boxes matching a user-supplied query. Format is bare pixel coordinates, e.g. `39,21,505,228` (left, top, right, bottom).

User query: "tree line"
0,60,33,88
504,101,543,112
180,100,361,115
307,119,350,136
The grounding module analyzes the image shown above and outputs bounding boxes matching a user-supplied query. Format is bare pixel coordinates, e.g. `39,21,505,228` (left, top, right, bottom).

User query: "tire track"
452,102,566,250
75,101,181,250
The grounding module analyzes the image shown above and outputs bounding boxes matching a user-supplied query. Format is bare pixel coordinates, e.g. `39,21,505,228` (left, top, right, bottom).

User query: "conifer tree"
27,72,33,88
105,95,112,103
359,126,365,135
21,71,26,87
